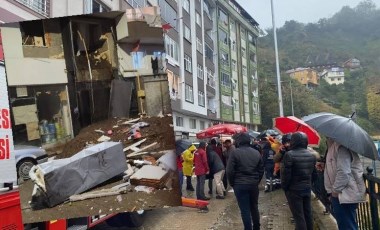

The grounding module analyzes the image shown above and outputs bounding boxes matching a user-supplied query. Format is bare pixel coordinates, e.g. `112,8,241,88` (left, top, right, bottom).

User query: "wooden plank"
123,138,146,152
122,117,140,125
127,142,157,157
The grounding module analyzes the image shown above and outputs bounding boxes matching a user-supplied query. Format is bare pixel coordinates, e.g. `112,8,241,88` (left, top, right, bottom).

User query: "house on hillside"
285,67,319,89
343,58,361,70
319,67,345,85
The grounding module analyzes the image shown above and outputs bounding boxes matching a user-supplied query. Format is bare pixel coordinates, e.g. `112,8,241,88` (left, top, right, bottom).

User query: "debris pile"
59,115,175,159
28,115,178,210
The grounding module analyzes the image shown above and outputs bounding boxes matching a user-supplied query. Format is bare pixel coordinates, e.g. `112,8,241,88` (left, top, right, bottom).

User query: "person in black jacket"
227,132,264,230
262,141,275,192
206,145,226,199
281,132,317,230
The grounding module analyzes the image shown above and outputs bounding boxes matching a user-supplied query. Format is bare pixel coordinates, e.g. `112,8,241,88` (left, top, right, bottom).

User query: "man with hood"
206,144,226,199
317,138,366,230
182,145,196,191
194,141,210,201
227,132,264,230
281,132,316,230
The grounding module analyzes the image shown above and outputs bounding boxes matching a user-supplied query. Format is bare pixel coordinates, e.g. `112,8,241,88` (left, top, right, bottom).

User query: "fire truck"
0,32,145,230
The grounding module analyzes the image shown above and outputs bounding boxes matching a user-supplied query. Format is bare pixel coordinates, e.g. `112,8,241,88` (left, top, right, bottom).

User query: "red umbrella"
274,116,320,147
196,124,248,139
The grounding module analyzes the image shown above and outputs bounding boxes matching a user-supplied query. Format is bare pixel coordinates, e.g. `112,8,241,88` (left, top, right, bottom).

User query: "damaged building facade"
1,8,168,147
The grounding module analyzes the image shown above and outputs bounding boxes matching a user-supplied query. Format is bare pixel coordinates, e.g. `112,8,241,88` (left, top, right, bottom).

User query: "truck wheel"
17,159,36,180
105,211,145,228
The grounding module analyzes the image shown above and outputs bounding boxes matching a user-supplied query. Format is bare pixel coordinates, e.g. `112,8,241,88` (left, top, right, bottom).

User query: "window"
222,95,232,106
205,44,213,61
183,0,190,13
198,91,205,107
184,54,192,72
176,116,183,127
196,12,201,26
252,102,259,114
91,0,111,13
131,52,145,69
185,84,194,102
184,25,191,41
230,20,235,33
219,9,228,26
250,53,256,62
158,0,178,30
231,40,236,51
232,60,237,71
233,99,239,111
243,84,248,94
206,68,215,88
189,119,197,129
248,33,256,46
232,79,237,90
219,29,229,46
203,2,211,19
200,121,205,130
244,102,249,112
208,98,216,113
221,72,231,88
242,65,247,76
241,28,246,40
165,35,179,62
16,0,49,16
220,51,229,66
197,64,203,80
241,47,246,57
127,0,147,8
196,38,203,53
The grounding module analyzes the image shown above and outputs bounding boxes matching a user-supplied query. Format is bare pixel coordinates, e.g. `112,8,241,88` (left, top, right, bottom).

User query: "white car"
15,145,49,180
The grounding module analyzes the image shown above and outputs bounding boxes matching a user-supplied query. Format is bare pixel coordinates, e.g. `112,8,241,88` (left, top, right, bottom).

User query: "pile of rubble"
29,115,178,210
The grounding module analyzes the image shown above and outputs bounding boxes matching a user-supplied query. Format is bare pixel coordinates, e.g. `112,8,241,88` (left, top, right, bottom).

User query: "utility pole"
270,0,284,117
290,79,294,116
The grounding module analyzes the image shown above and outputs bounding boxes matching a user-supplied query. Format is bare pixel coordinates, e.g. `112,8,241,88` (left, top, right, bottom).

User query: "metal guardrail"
312,166,380,230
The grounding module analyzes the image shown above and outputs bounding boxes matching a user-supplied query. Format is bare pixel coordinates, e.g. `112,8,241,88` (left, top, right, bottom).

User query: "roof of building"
223,0,259,27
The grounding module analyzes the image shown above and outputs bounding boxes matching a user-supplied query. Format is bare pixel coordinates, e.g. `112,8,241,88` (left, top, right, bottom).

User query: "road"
91,179,294,230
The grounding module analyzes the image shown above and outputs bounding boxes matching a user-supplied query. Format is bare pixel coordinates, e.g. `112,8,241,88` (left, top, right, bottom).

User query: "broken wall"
71,19,117,82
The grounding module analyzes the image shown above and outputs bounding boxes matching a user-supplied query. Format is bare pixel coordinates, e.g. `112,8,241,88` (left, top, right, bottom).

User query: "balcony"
15,0,50,17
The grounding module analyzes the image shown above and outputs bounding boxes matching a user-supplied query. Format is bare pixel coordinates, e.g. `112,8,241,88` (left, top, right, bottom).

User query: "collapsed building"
1,8,170,148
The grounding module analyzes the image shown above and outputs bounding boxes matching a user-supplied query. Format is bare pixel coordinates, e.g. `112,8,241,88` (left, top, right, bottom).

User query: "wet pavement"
92,179,294,230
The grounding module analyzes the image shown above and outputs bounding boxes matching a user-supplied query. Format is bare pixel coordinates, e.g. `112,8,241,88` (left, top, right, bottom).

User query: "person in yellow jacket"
183,145,196,191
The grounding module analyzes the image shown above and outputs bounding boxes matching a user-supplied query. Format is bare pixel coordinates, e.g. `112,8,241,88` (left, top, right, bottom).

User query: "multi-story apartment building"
215,0,261,130
0,0,261,140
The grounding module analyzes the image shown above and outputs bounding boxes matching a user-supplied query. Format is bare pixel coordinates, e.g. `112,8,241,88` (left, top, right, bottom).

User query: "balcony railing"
312,166,380,230
15,0,50,17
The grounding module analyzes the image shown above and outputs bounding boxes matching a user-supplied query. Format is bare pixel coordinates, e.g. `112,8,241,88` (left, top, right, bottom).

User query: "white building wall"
1,26,67,86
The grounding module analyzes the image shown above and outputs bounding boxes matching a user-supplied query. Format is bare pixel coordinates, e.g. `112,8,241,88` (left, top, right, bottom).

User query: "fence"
312,167,380,230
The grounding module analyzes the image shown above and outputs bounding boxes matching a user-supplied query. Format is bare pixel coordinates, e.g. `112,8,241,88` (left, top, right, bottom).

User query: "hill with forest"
257,0,380,136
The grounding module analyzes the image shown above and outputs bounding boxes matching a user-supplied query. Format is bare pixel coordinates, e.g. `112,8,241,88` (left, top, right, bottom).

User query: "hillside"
257,0,380,135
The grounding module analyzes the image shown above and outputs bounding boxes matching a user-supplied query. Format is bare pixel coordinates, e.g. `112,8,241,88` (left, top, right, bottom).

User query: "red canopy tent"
196,124,247,139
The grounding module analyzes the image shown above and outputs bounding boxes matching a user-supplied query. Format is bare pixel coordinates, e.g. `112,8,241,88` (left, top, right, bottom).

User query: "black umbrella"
302,112,379,160
175,139,192,156
247,129,260,139
256,129,279,140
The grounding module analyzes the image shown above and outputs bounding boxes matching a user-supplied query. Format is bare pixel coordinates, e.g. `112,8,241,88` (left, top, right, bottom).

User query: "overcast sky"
236,0,380,29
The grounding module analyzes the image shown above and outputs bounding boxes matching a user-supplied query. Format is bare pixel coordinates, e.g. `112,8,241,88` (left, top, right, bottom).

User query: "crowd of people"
176,131,366,230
